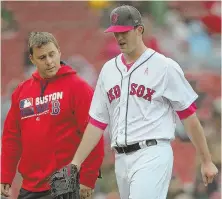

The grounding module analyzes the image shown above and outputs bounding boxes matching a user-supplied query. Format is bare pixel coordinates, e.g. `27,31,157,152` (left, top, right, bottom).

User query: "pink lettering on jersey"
130,83,138,95
107,84,155,104
107,88,115,103
137,85,145,97
143,88,155,101
107,85,121,103
130,83,155,101
113,85,121,98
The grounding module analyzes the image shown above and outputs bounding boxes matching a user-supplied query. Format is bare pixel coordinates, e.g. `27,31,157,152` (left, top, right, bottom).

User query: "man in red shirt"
1,32,104,199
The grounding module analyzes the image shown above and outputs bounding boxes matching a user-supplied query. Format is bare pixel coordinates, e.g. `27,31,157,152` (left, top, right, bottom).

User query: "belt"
114,139,157,154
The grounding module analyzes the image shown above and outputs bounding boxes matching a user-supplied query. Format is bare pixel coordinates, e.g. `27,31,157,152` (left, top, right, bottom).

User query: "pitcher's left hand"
201,161,218,186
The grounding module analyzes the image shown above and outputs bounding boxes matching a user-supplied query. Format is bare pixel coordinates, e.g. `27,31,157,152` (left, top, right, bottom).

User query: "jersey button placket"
121,75,130,145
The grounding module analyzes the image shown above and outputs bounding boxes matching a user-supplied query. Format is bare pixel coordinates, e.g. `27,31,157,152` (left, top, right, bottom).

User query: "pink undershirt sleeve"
89,117,108,130
176,103,197,120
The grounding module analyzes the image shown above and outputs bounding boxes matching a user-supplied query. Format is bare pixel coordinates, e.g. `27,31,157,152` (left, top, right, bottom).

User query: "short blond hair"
28,32,59,55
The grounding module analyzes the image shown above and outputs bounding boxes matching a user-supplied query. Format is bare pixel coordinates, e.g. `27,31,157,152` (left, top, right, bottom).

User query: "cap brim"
104,25,134,33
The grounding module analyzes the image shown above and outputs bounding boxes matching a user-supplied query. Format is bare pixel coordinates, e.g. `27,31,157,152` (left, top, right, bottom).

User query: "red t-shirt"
1,64,104,191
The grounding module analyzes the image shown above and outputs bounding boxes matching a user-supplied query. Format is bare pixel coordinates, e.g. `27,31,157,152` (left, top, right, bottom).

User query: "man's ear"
58,48,61,57
140,25,144,34
137,25,144,35
29,54,34,65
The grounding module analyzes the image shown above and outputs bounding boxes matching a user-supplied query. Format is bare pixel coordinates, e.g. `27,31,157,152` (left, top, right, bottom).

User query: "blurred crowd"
1,1,221,199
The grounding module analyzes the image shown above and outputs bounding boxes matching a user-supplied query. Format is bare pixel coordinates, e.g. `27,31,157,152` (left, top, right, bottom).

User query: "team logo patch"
111,13,119,24
20,98,33,109
20,98,35,118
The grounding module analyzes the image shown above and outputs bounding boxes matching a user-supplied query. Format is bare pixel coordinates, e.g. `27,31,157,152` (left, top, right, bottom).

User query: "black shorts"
17,188,52,199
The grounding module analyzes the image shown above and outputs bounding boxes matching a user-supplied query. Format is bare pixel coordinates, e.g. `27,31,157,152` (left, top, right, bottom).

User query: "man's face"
30,42,61,78
114,26,142,54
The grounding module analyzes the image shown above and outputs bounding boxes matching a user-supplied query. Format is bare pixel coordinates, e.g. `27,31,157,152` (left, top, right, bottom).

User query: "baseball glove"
49,164,80,199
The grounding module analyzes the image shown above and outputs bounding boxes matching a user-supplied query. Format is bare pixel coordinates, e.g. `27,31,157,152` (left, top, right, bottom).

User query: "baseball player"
71,5,218,199
1,32,104,199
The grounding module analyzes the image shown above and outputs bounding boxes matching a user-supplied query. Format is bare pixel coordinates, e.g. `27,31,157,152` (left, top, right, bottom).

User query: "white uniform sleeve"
163,58,198,111
89,71,109,124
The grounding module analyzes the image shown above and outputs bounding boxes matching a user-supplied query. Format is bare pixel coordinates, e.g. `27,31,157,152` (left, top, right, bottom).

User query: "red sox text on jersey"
107,84,156,103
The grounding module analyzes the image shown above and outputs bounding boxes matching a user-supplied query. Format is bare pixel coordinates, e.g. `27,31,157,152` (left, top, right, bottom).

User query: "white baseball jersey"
89,48,198,148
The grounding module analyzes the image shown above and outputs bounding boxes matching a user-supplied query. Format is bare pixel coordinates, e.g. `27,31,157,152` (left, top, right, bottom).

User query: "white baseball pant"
114,139,173,199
